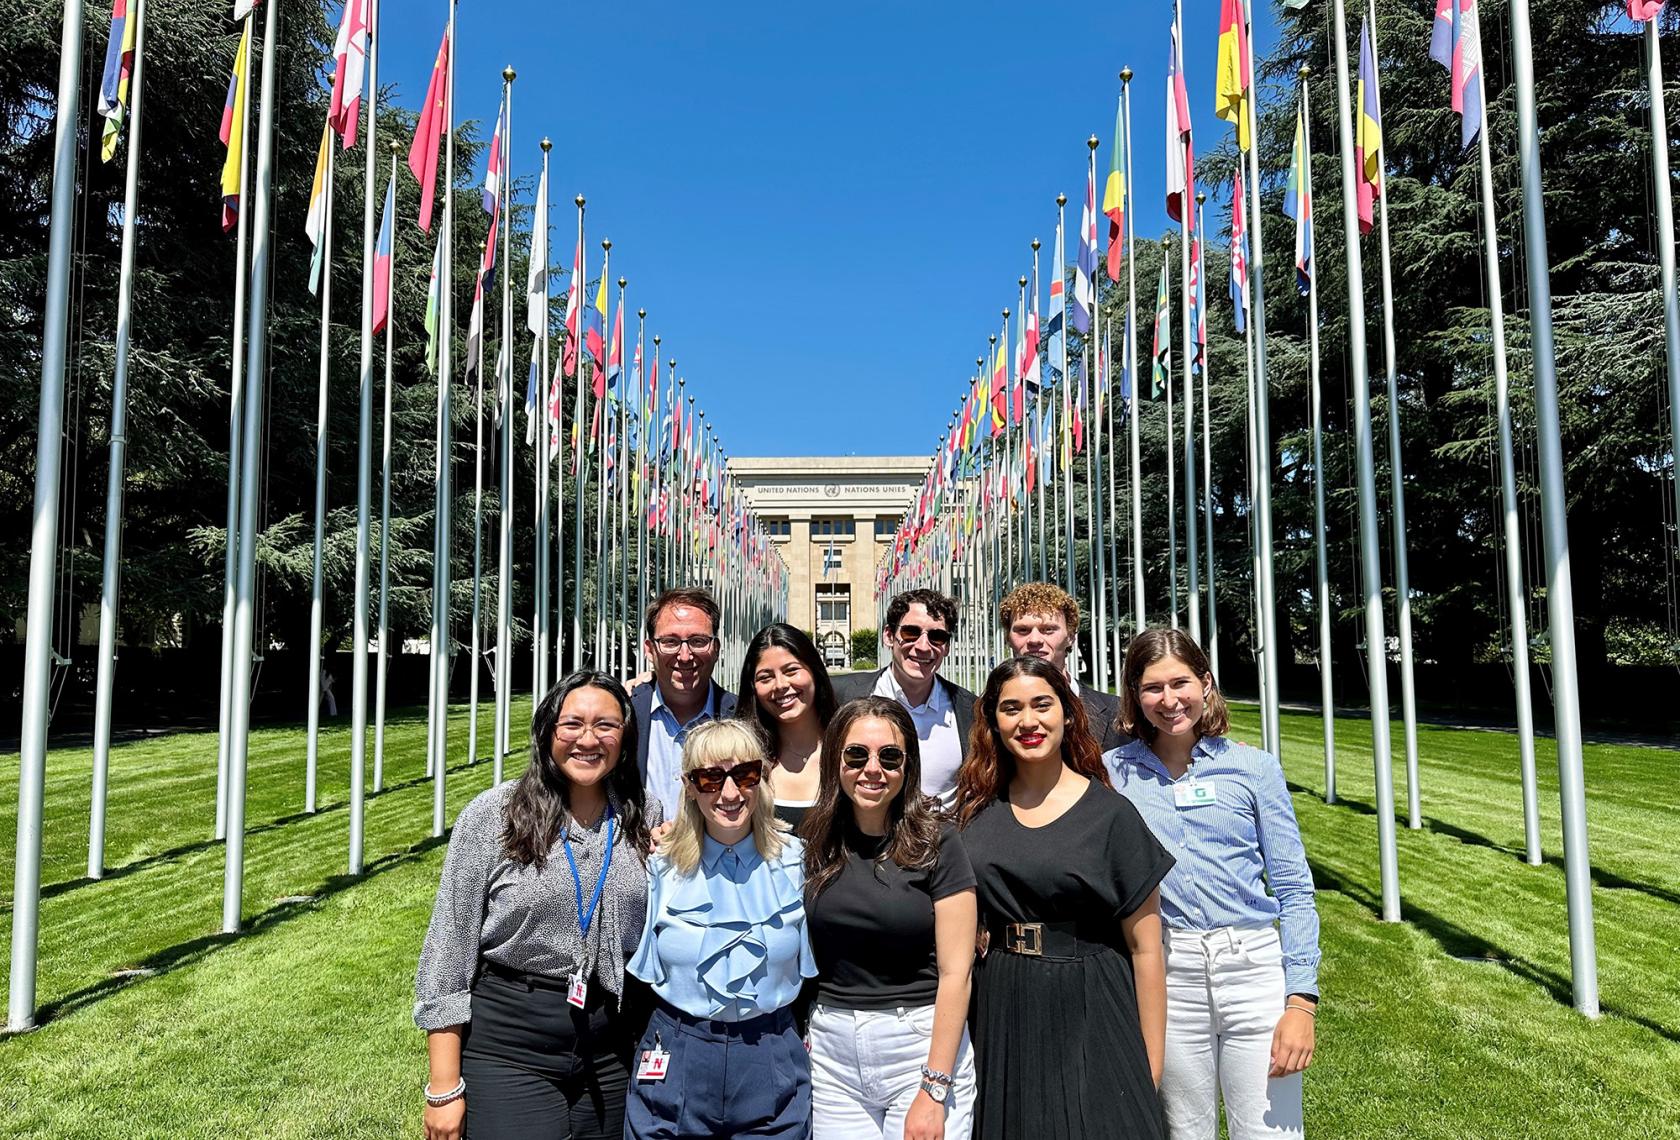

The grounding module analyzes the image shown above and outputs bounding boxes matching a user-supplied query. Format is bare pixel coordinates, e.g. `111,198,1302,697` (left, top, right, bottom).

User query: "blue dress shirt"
1105,735,1322,996
629,834,817,1021
644,686,717,822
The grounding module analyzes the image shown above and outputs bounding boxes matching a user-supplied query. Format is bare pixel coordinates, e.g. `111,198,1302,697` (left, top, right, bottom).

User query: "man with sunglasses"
633,587,738,819
831,588,976,807
1000,581,1131,752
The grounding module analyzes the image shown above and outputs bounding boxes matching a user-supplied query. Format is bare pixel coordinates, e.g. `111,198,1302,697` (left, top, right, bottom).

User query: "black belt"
987,920,1110,960
481,961,574,992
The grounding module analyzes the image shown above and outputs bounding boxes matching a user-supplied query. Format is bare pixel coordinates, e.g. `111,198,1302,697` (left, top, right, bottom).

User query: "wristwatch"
920,1079,949,1104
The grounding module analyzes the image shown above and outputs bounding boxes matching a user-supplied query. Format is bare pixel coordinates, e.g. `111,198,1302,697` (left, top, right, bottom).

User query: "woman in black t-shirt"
952,656,1174,1140
803,696,978,1140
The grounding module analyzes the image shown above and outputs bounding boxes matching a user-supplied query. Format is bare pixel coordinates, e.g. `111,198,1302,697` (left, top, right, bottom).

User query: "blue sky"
377,0,1280,458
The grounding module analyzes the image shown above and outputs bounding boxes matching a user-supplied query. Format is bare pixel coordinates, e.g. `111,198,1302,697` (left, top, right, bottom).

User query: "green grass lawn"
1,698,1676,1137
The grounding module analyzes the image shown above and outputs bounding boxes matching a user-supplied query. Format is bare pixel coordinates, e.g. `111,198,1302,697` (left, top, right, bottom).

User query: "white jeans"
1160,925,1305,1140
808,1002,975,1140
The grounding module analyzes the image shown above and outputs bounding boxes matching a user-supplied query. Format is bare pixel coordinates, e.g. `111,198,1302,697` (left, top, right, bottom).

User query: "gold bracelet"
1286,1002,1318,1018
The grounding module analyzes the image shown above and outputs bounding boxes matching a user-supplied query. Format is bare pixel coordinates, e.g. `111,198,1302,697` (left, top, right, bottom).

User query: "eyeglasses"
893,624,952,647
685,759,764,794
554,719,624,741
653,634,719,656
840,744,906,771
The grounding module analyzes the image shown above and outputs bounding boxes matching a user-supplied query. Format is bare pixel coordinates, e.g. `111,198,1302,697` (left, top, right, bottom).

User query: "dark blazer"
1079,686,1132,754
830,667,979,759
631,680,739,777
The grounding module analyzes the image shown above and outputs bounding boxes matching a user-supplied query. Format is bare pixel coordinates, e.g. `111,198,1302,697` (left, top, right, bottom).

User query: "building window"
816,584,851,629
812,517,855,538
874,516,897,540
762,517,791,538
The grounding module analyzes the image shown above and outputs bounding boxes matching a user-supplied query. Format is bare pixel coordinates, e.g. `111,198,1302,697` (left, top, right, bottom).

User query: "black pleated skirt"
970,946,1166,1139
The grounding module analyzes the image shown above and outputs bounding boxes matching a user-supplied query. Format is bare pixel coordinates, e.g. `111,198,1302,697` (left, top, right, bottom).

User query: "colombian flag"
219,17,252,232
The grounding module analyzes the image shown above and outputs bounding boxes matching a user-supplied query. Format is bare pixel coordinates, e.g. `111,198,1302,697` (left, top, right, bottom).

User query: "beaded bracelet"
424,1077,467,1108
920,1065,955,1086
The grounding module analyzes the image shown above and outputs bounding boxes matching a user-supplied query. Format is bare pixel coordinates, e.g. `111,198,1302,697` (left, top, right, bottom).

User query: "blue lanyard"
562,806,615,940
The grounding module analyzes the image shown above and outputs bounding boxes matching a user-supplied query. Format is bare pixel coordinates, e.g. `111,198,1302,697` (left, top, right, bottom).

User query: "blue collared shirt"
1105,736,1322,996
629,834,817,1021
645,685,717,821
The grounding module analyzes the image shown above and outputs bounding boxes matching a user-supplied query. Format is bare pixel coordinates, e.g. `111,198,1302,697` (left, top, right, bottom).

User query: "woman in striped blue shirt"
1105,629,1321,1140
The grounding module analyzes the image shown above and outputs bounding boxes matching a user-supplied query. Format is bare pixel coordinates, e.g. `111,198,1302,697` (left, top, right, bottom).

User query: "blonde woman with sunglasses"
626,718,818,1138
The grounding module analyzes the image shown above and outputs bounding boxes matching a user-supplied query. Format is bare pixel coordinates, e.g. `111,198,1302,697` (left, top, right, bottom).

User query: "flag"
989,342,1008,436
585,274,607,371
218,17,252,232
424,236,442,371
1166,19,1196,230
606,301,623,389
1047,216,1066,383
1229,172,1249,332
1151,262,1171,399
98,0,136,163
547,359,565,458
562,239,582,378
1072,366,1086,453
1190,235,1207,372
1116,318,1132,406
233,0,258,17
1283,95,1314,296
1434,0,1486,150
1215,0,1252,151
525,355,538,445
1356,18,1383,234
305,117,333,295
1073,152,1098,334
482,91,505,214
1103,96,1127,281
328,0,369,148
371,172,395,333
408,28,450,233
527,163,548,334
1628,1,1667,18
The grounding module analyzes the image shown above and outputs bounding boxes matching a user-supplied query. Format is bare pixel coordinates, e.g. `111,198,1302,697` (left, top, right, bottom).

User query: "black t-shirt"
963,778,1173,940
807,823,976,1010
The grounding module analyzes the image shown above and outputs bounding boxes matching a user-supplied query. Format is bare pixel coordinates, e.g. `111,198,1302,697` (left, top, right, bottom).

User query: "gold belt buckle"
1004,922,1043,956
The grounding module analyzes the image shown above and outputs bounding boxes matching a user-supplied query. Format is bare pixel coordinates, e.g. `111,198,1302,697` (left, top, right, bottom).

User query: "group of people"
415,582,1321,1140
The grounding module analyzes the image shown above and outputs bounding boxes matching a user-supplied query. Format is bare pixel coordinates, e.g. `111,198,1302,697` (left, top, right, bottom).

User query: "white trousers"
1160,925,1305,1140
808,1002,976,1140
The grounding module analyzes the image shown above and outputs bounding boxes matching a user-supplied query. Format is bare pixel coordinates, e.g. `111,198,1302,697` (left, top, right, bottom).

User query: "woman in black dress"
735,623,838,831
952,655,1174,1139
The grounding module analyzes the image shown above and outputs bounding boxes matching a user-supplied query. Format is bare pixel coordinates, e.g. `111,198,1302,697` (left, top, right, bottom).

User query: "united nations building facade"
728,456,930,669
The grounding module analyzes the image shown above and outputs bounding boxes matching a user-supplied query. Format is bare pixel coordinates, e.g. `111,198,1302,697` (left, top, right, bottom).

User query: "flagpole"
1031,242,1048,583
469,85,500,771
1163,250,1180,632
1646,12,1680,669
215,13,256,843
594,241,613,661
1122,75,1144,642
9,0,86,1030
1330,0,1399,923
429,0,457,837
1179,150,1200,645
494,66,516,776
1245,305,1266,745
223,0,281,934
375,141,398,793
636,311,649,674
1197,191,1217,675
1241,0,1282,756
305,133,334,817
1508,0,1598,1016
617,279,632,678
571,196,587,672
88,0,149,880
1299,70,1335,802
536,138,552,700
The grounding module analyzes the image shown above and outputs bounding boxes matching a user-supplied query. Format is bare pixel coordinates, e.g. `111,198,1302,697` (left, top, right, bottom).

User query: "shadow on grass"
22,833,451,1031
32,756,495,905
1288,782,1680,909
1309,858,1680,1043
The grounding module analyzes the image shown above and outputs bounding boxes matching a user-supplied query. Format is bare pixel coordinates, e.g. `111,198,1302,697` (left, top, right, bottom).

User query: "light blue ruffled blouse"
629,833,817,1021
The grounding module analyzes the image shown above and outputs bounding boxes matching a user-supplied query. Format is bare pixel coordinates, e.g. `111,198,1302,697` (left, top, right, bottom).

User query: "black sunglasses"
686,759,764,795
894,623,952,647
841,744,907,771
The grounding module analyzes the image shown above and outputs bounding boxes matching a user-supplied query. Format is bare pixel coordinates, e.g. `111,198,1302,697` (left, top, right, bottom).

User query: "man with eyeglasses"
1000,581,1131,752
831,588,975,807
632,587,738,819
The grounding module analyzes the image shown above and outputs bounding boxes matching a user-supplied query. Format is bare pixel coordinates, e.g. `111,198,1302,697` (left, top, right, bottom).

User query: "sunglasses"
685,759,764,795
894,623,952,647
841,744,907,771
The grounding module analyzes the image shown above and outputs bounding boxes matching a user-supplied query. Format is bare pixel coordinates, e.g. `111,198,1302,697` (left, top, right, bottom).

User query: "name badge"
636,1047,671,1082
1174,779,1219,809
566,973,588,1009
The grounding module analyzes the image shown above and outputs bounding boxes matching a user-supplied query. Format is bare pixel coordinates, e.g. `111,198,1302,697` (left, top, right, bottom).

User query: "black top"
807,823,976,1010
774,800,814,833
964,779,1172,937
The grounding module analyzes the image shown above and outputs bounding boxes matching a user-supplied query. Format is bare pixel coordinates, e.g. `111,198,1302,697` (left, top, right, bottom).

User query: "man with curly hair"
998,582,1130,752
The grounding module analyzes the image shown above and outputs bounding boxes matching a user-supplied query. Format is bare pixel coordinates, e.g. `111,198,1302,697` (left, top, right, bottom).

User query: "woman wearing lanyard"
626,718,818,1139
415,671,657,1140
952,656,1173,1140
802,696,977,1139
736,623,838,831
1105,629,1320,1140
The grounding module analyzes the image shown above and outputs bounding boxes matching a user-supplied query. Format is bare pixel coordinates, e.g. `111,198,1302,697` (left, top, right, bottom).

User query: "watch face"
925,1082,948,1103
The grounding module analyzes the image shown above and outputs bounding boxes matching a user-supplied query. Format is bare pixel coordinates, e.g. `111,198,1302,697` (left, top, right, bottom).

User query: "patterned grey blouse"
413,781,662,1030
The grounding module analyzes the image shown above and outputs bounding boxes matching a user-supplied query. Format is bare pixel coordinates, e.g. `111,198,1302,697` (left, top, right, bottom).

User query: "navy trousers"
625,1001,812,1139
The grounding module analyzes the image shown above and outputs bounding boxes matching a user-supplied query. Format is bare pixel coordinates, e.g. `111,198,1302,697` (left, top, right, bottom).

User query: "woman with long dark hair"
1107,629,1320,1140
415,671,657,1140
952,656,1173,1140
802,697,977,1139
736,622,838,831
